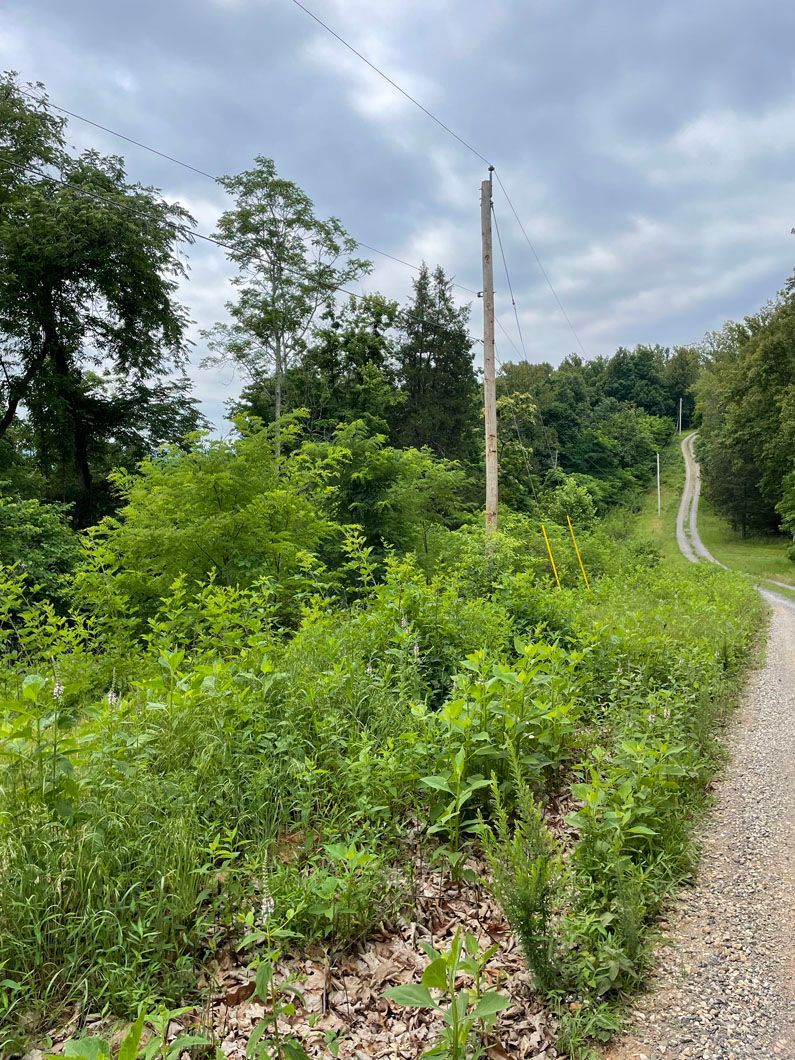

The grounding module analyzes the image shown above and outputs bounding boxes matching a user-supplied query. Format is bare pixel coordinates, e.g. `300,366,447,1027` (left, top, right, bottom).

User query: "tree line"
2,72,696,550
696,282,795,542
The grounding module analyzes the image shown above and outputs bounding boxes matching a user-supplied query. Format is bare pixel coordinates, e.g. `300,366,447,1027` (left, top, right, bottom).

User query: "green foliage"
89,420,335,617
544,478,597,531
0,74,202,524
203,154,370,449
386,929,509,1059
0,491,80,603
480,563,760,1027
697,282,795,536
496,350,676,510
0,447,763,1058
388,265,479,464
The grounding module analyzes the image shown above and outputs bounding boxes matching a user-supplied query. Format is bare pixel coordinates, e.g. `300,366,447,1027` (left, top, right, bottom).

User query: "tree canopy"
0,74,203,523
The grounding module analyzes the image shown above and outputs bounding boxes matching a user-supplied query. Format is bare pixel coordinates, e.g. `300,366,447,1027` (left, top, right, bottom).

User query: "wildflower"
413,641,420,659
107,689,118,706
663,707,671,720
259,871,275,924
366,663,373,676
400,614,409,630
53,682,64,702
648,713,656,724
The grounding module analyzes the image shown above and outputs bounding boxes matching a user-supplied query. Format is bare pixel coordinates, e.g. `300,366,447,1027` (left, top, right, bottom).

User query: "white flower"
400,614,409,630
53,682,64,702
259,873,275,924
413,641,420,659
107,689,118,706
648,713,656,724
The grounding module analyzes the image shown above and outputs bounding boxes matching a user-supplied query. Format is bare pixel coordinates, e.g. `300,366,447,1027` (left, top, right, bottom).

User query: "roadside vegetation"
0,433,762,1057
0,74,770,1059
696,497,795,591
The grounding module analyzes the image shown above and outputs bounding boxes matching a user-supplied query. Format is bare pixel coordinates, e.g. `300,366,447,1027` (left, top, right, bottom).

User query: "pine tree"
389,265,479,463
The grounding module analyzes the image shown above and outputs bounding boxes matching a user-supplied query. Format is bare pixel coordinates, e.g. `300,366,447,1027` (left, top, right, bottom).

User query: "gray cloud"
3,0,794,426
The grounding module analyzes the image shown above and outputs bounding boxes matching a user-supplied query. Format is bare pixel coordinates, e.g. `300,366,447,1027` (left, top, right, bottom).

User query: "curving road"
679,431,795,611
608,433,795,1059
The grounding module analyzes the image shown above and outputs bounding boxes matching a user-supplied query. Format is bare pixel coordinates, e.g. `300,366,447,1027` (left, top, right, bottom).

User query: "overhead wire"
492,202,527,359
10,76,588,468
16,86,481,298
285,0,587,359
0,151,490,360
492,171,587,359
287,0,492,168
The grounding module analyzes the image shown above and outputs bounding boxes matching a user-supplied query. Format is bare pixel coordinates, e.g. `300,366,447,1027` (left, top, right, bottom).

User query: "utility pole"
481,167,498,534
656,451,661,516
678,396,683,433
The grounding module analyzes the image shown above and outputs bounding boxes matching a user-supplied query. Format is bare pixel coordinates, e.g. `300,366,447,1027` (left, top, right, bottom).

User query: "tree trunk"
45,296,94,525
274,332,283,462
71,406,93,527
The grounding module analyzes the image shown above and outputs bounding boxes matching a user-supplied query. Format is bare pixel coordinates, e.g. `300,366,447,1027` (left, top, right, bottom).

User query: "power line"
17,85,480,299
492,202,528,359
0,151,485,351
493,171,588,359
287,0,492,168
286,0,588,358
18,87,218,181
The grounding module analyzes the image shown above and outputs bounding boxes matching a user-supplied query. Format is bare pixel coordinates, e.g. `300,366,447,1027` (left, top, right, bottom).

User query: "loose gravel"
608,438,795,1059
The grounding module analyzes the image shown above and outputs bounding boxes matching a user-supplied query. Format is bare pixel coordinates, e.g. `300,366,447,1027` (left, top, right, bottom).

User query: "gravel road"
607,436,795,1059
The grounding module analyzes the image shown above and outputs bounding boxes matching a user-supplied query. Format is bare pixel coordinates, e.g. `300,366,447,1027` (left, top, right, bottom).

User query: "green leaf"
22,674,46,702
470,990,510,1019
627,824,656,836
282,1043,312,1060
63,1040,111,1060
385,983,438,1009
421,957,447,991
420,775,453,794
118,1009,147,1060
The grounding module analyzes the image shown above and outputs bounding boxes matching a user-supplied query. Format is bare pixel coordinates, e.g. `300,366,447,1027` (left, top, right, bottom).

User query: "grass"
696,495,795,592
630,433,688,567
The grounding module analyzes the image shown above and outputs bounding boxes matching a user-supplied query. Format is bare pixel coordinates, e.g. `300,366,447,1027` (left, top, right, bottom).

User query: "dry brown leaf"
224,980,255,1006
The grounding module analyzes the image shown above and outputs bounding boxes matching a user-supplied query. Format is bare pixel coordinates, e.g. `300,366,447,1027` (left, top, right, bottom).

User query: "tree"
664,346,701,428
235,293,402,437
0,490,80,604
204,157,370,455
696,285,795,536
0,75,200,524
603,345,671,418
389,265,479,463
89,420,336,617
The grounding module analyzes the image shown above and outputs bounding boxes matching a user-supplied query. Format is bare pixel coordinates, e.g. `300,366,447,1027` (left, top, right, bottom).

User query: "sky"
3,0,795,430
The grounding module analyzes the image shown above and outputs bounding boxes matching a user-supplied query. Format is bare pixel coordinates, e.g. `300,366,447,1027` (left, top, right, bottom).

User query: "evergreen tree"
389,265,479,463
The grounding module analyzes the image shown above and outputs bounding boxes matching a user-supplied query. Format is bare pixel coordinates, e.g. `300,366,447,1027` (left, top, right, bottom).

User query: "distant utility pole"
656,451,661,516
678,396,683,433
481,167,498,534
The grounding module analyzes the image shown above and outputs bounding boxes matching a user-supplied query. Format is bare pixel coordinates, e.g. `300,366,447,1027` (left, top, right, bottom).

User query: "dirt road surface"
607,435,795,1059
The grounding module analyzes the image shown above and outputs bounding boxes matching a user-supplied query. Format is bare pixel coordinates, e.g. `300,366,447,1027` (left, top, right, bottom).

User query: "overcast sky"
3,0,795,429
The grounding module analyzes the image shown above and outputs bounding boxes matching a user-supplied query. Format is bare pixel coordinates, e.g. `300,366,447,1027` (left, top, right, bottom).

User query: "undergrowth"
0,525,762,1057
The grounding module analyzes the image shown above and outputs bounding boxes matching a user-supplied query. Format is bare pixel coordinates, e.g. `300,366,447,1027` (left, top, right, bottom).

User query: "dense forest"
0,73,786,1059
696,284,795,545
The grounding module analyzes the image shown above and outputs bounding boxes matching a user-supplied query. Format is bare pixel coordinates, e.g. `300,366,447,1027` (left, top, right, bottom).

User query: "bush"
0,491,80,606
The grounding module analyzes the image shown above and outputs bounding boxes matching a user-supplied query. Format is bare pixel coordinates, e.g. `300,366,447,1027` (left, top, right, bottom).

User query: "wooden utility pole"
656,451,661,516
678,396,683,433
481,167,498,533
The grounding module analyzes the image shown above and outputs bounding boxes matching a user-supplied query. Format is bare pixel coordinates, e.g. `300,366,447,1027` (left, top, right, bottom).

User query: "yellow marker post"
566,513,590,591
541,523,562,590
